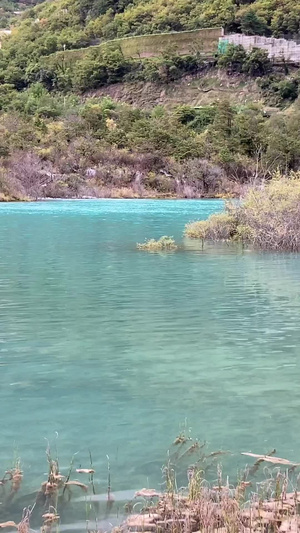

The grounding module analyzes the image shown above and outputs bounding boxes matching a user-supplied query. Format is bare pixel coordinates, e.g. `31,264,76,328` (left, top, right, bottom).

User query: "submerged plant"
0,455,23,503
137,236,177,252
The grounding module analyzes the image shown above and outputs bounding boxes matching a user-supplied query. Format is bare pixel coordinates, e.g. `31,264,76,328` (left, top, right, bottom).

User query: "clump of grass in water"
137,236,177,252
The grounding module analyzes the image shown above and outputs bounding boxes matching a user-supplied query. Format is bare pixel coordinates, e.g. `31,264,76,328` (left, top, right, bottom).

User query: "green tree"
242,48,271,76
240,10,268,35
218,44,247,73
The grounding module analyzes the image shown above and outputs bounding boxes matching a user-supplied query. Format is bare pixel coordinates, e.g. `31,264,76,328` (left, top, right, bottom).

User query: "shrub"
259,76,299,104
185,213,238,240
277,79,299,100
218,44,247,74
137,235,177,251
185,174,300,251
218,45,272,78
239,174,300,250
242,48,272,77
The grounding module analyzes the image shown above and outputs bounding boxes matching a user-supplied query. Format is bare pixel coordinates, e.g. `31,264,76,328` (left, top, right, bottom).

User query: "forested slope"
2,0,300,66
1,0,300,201
0,0,43,28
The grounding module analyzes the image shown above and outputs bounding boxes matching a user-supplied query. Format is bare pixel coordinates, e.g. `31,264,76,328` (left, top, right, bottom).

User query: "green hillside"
1,0,300,70
1,0,300,201
0,0,43,28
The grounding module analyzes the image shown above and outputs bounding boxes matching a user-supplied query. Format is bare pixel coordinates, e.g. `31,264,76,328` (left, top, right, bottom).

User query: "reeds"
119,436,300,533
1,438,300,533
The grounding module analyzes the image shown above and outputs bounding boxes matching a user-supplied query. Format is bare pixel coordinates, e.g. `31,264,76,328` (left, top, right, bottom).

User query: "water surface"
1,200,300,524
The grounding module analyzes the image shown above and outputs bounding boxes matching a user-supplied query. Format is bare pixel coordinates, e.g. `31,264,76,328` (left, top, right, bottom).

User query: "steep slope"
90,70,264,109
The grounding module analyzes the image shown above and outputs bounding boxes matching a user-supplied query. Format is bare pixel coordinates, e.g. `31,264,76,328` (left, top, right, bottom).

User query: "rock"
126,514,158,530
135,489,161,498
280,517,300,532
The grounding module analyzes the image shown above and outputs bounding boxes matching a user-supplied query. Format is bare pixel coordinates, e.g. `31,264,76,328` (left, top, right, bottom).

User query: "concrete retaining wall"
42,27,224,68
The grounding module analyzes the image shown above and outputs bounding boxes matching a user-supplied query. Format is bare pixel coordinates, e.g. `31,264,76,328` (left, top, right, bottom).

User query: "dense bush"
238,175,300,250
185,174,300,251
185,213,237,240
218,44,247,73
242,47,271,76
218,44,271,77
259,75,299,104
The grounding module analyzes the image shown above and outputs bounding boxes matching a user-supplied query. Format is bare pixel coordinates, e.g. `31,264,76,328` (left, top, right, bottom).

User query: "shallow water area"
1,199,300,528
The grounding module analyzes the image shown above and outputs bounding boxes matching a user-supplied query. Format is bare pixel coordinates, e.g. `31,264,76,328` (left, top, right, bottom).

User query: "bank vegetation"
1,435,300,533
185,173,300,251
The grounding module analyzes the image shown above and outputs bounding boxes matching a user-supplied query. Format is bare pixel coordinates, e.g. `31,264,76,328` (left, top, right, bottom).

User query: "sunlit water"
1,199,300,528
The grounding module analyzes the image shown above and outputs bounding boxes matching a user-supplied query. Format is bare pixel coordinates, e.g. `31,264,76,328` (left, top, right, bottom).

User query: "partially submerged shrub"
185,173,300,251
239,174,300,251
137,236,177,252
185,213,238,241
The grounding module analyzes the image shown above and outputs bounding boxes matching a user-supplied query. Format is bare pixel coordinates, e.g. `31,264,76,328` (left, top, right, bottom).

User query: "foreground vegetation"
185,174,300,251
119,434,300,533
121,476,300,533
2,434,300,533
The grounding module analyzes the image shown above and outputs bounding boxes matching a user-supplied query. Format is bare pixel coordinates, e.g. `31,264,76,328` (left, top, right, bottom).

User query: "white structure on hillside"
220,33,300,63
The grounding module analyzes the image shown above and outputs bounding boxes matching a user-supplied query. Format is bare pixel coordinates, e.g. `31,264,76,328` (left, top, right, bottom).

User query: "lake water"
1,199,300,528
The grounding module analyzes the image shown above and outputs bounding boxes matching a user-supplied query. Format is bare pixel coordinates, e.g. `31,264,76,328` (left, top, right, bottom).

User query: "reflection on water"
1,199,300,528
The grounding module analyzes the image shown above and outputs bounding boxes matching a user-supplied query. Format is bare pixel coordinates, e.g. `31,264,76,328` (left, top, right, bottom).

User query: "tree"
240,9,268,35
242,48,271,76
218,44,247,73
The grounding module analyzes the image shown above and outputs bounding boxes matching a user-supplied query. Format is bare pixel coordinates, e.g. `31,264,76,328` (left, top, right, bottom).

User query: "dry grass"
119,486,300,533
137,236,178,252
112,433,300,533
1,438,300,533
118,442,300,533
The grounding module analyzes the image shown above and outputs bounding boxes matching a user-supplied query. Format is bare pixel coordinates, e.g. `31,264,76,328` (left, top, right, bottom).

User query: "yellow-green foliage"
185,212,237,240
137,235,177,251
185,220,208,239
185,174,300,251
2,0,300,90
240,173,300,251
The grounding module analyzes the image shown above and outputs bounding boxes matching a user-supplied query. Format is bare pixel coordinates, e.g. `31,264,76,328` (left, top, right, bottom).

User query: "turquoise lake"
1,199,300,527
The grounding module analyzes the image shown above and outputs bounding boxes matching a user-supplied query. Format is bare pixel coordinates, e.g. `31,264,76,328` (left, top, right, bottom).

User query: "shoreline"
0,195,228,203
